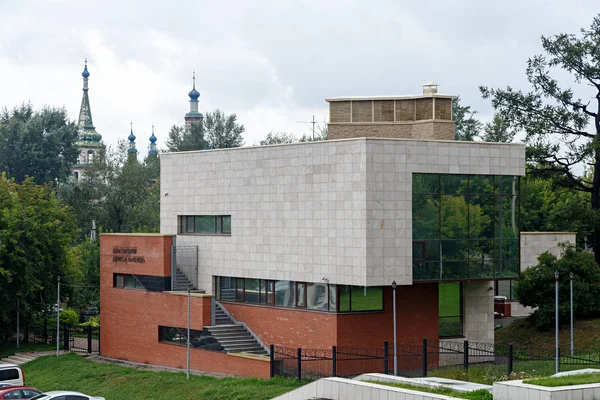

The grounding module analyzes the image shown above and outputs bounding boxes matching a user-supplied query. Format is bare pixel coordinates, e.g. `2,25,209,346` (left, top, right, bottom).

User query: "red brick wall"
100,234,174,277
222,303,338,348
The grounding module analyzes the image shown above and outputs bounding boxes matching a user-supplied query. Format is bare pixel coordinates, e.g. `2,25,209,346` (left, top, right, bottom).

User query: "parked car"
0,364,25,387
30,391,105,400
0,386,42,399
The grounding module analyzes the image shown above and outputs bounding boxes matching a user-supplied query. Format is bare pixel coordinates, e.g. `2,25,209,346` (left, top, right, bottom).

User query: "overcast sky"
1,0,597,158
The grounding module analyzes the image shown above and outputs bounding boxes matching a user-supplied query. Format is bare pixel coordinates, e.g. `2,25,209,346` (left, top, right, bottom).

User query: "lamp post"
392,280,397,376
554,270,559,374
187,284,191,380
570,272,574,356
56,276,61,357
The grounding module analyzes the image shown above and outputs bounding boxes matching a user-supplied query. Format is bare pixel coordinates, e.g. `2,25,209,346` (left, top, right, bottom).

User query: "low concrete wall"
494,379,600,400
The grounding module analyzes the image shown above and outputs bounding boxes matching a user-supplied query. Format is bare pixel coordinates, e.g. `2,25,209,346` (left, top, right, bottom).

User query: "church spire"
148,125,158,156
128,121,137,155
184,70,204,130
77,58,101,142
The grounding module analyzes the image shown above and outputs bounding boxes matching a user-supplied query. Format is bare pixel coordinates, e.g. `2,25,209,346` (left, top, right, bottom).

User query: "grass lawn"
0,341,57,359
439,282,461,337
495,318,600,352
364,380,492,400
524,372,600,387
24,353,303,400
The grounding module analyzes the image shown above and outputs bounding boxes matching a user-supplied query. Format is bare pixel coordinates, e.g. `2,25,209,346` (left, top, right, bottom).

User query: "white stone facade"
160,137,525,293
520,232,576,270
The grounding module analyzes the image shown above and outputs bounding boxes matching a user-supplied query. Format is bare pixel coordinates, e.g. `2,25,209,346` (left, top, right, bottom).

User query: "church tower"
148,125,158,157
184,71,203,130
72,59,102,181
128,122,138,162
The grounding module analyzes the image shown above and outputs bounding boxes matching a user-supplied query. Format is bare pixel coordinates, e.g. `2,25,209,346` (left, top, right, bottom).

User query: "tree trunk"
593,146,600,264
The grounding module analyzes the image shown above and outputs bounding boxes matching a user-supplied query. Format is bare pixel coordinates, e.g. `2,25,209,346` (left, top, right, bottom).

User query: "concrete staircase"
204,303,268,356
173,267,197,291
0,352,40,365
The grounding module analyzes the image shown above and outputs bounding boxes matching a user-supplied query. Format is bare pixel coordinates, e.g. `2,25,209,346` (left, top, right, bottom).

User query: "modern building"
99,84,565,378
72,59,103,181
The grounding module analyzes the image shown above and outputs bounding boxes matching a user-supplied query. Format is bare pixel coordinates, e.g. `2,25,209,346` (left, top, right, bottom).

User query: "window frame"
178,215,232,235
113,273,145,290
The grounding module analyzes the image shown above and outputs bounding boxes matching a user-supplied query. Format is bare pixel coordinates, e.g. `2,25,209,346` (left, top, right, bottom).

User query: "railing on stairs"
171,245,198,291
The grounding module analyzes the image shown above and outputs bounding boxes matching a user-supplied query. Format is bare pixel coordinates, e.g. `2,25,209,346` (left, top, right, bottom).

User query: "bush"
60,308,80,326
80,316,99,328
517,244,600,329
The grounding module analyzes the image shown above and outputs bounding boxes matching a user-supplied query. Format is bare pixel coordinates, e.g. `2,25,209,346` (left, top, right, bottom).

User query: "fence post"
383,341,389,375
62,324,69,352
332,346,337,377
43,319,48,344
508,344,513,376
23,324,28,344
463,340,469,371
269,345,275,378
87,325,93,354
422,338,428,377
98,326,101,355
297,348,302,381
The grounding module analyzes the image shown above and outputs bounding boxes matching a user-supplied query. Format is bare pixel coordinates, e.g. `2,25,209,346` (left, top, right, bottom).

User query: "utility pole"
56,276,61,357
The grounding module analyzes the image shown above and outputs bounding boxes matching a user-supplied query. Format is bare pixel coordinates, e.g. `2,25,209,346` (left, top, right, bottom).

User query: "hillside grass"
524,372,600,387
495,317,600,352
24,353,303,400
0,341,57,359
364,380,492,400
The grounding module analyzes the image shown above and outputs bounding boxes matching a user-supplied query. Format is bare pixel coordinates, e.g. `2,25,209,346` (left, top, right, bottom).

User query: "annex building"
99,84,563,378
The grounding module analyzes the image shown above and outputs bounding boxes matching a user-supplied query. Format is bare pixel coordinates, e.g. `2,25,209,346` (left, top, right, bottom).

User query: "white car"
30,391,105,400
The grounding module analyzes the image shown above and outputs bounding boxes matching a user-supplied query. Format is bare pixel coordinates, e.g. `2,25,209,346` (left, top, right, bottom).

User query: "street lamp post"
555,270,559,374
56,276,61,357
392,280,397,376
187,284,191,380
570,272,574,356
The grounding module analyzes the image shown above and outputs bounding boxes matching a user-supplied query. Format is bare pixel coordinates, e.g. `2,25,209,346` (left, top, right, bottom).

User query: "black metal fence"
270,339,600,380
21,321,99,355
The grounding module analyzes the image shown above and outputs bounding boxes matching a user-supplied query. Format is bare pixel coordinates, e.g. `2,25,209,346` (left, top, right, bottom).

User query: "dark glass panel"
413,195,440,240
469,260,495,279
307,283,328,311
245,278,260,304
218,277,235,301
275,281,295,307
441,240,468,261
497,260,519,278
338,285,350,312
235,278,244,302
440,174,468,195
124,275,136,288
470,175,496,195
195,216,215,234
413,173,439,195
350,286,383,311
440,195,469,240
413,262,440,280
185,216,194,233
469,240,499,262
501,239,519,260
413,241,425,261
328,285,337,312
222,216,232,233
297,283,306,307
469,195,495,239
497,196,519,239
425,240,441,262
441,261,469,280
496,175,518,195
266,281,274,305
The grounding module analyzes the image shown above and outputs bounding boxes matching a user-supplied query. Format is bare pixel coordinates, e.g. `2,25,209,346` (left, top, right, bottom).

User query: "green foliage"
80,315,99,328
480,15,600,258
520,176,595,247
0,104,79,184
517,244,600,329
365,381,493,400
204,109,245,149
60,308,80,325
0,174,79,338
258,131,297,145
481,114,515,143
166,122,208,152
25,353,304,400
452,96,482,141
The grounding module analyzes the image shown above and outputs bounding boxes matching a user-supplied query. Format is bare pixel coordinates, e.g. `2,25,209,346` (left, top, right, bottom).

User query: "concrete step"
218,339,258,346
211,333,253,340
226,346,265,352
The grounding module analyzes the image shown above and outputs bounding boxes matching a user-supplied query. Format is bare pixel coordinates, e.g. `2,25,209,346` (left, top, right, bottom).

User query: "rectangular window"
275,281,296,307
113,274,145,290
178,215,232,235
245,278,260,304
218,277,236,301
412,174,520,281
158,325,221,351
307,283,328,311
235,278,245,302
439,282,463,337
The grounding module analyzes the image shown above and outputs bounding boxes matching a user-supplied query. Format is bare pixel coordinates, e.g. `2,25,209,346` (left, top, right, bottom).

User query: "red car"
0,386,42,399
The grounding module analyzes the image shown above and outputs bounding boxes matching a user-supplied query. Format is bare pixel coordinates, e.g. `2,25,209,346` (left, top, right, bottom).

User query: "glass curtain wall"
412,174,520,281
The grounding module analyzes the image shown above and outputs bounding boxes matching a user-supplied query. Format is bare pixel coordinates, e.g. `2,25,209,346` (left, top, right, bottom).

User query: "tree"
0,104,79,184
452,97,483,141
480,16,600,262
258,131,297,145
165,122,207,152
517,244,600,329
481,114,516,143
0,174,79,336
204,109,245,149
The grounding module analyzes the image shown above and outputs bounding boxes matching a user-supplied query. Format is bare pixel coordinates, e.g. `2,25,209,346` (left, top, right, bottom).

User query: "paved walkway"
0,350,67,365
